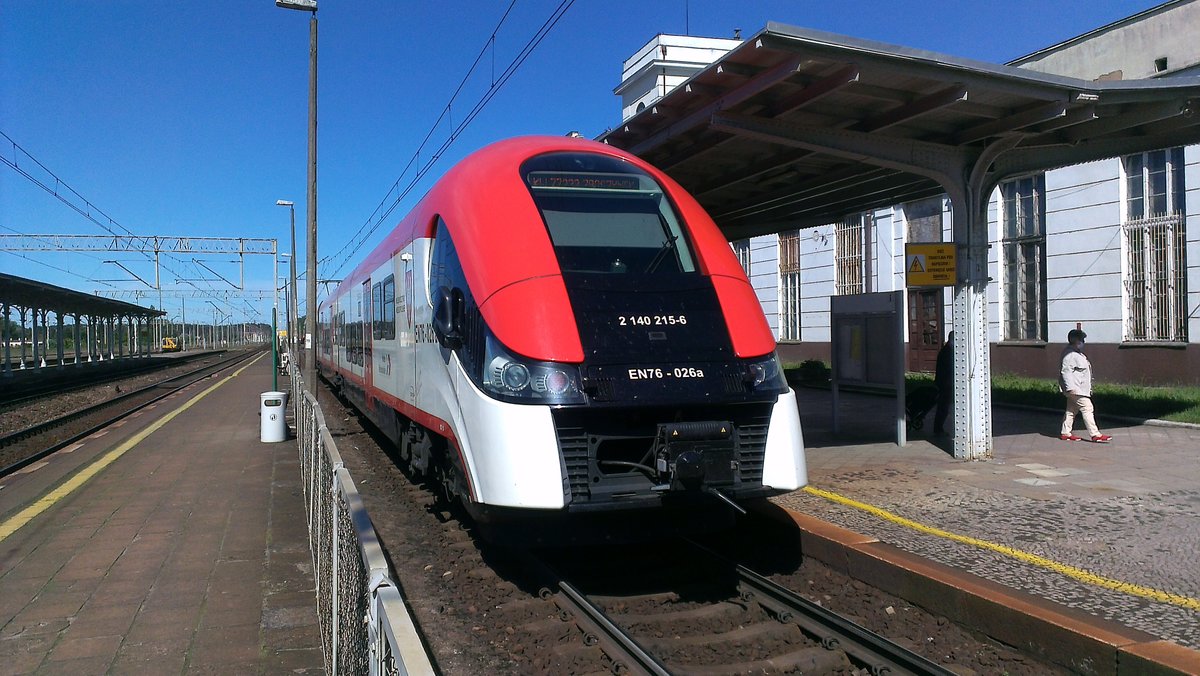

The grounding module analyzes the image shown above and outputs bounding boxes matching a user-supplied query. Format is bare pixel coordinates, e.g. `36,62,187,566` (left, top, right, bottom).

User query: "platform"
0,348,229,403
4,358,1199,674
0,354,323,673
771,386,1200,673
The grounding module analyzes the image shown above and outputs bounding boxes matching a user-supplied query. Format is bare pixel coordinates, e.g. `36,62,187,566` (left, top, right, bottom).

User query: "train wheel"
435,447,470,505
407,425,432,476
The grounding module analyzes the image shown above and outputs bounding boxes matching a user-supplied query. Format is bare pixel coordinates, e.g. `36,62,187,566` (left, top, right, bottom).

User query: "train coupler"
654,421,738,492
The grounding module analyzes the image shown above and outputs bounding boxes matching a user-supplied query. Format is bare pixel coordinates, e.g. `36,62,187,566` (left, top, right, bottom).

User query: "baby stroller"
906,384,939,431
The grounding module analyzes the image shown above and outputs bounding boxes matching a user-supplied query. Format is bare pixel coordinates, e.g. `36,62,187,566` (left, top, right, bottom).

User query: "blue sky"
1,0,1161,325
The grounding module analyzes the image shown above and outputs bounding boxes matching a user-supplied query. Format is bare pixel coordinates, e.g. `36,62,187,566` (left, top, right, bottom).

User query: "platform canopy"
600,21,1200,240
601,22,1200,461
0,272,165,319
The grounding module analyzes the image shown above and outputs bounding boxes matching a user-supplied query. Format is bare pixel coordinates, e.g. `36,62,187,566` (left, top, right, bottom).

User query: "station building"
614,0,1200,385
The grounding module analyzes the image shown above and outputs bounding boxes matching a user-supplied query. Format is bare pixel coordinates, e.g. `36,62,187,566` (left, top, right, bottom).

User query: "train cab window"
429,217,485,367
522,152,696,276
430,217,472,300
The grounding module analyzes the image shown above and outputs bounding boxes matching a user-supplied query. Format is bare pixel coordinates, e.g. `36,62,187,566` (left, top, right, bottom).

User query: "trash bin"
260,391,289,443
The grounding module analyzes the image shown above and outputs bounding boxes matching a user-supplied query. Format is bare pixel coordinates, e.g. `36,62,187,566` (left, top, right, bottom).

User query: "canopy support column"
2,302,10,378
56,311,65,367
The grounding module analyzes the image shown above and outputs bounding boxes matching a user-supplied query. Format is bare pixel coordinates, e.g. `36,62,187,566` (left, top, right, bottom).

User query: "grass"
986,372,1200,425
784,361,1200,425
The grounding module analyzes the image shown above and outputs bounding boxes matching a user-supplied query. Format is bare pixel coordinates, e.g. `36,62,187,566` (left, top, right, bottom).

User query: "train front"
437,141,807,540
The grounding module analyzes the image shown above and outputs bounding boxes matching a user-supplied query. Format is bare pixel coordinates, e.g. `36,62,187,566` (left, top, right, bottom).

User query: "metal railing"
289,360,434,675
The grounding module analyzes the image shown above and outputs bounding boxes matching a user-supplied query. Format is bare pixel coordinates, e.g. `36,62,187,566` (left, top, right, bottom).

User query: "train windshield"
522,153,696,276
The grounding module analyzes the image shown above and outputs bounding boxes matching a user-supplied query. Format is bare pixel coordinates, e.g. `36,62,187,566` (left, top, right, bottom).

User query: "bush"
794,359,830,384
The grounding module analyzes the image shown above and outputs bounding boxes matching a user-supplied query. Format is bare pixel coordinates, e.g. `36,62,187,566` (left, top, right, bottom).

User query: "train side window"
382,275,396,340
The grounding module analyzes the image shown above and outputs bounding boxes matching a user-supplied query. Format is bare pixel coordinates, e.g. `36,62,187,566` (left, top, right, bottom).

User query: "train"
317,135,807,541
161,336,181,353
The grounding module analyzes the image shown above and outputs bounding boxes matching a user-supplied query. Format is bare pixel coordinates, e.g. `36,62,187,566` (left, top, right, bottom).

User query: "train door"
363,279,373,392
401,251,417,404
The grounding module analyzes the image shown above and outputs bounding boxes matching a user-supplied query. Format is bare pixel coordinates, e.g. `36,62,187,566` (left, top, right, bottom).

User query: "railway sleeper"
639,619,800,650
666,646,852,676
601,600,747,625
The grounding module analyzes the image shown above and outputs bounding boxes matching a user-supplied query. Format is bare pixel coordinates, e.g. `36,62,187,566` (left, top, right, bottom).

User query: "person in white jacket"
1059,329,1112,443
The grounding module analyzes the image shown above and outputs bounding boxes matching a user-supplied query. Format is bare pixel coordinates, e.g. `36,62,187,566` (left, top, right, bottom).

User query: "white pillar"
948,184,993,460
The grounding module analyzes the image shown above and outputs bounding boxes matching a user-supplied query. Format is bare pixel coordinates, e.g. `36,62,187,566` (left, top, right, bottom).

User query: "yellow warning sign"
905,243,956,287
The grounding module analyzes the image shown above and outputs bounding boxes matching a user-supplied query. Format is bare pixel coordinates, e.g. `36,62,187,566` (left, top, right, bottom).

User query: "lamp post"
277,0,318,392
278,271,293,354
276,201,298,361
272,248,279,390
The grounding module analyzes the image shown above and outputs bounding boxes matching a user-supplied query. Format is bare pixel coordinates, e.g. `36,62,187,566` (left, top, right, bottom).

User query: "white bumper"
761,389,808,490
455,376,566,509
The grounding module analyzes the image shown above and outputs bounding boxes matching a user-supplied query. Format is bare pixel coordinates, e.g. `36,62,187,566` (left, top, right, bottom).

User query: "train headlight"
482,333,585,404
746,362,767,386
742,353,788,393
500,362,531,391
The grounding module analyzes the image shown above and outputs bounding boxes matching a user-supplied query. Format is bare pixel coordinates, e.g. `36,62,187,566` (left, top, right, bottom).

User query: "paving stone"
0,358,323,673
776,386,1200,651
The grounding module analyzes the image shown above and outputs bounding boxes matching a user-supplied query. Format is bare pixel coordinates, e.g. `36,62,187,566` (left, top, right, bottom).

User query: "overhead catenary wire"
0,131,247,317
321,0,520,274
323,0,577,281
1,130,148,246
0,250,117,288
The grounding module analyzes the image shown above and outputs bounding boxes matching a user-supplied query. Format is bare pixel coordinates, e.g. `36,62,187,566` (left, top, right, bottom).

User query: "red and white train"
317,136,806,539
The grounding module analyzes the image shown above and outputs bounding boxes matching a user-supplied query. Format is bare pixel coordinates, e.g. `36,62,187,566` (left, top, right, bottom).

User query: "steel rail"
677,537,956,675
733,565,957,675
0,349,263,477
553,581,671,676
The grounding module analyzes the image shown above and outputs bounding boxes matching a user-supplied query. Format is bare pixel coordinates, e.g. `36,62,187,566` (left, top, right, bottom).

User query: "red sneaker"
1091,434,1113,443
1059,434,1082,441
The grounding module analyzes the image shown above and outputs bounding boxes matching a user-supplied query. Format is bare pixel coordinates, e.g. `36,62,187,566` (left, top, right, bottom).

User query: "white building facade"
618,1,1200,384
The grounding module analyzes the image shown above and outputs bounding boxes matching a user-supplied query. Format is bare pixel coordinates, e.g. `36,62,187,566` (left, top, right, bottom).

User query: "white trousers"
1061,392,1100,437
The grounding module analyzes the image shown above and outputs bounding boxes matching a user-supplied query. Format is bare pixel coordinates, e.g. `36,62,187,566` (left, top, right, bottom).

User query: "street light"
277,0,318,392
276,201,298,361
277,269,293,350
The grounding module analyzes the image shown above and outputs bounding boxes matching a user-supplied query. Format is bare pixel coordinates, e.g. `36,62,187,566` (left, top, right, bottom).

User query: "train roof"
332,135,774,361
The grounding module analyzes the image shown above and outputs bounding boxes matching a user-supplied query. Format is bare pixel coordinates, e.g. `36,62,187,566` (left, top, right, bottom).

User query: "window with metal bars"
1000,175,1047,341
778,230,801,341
731,239,752,277
1122,148,1188,342
835,214,868,295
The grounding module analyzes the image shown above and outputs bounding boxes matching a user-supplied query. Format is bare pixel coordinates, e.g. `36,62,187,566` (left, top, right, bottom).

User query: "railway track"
535,539,957,675
0,348,264,477
317,382,1070,675
1,350,223,406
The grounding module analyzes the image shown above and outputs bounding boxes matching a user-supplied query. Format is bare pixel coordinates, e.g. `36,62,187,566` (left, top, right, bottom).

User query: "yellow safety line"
0,354,266,543
802,485,1200,611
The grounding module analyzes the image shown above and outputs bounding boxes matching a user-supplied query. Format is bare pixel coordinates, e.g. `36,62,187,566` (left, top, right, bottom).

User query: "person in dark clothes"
933,331,953,435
